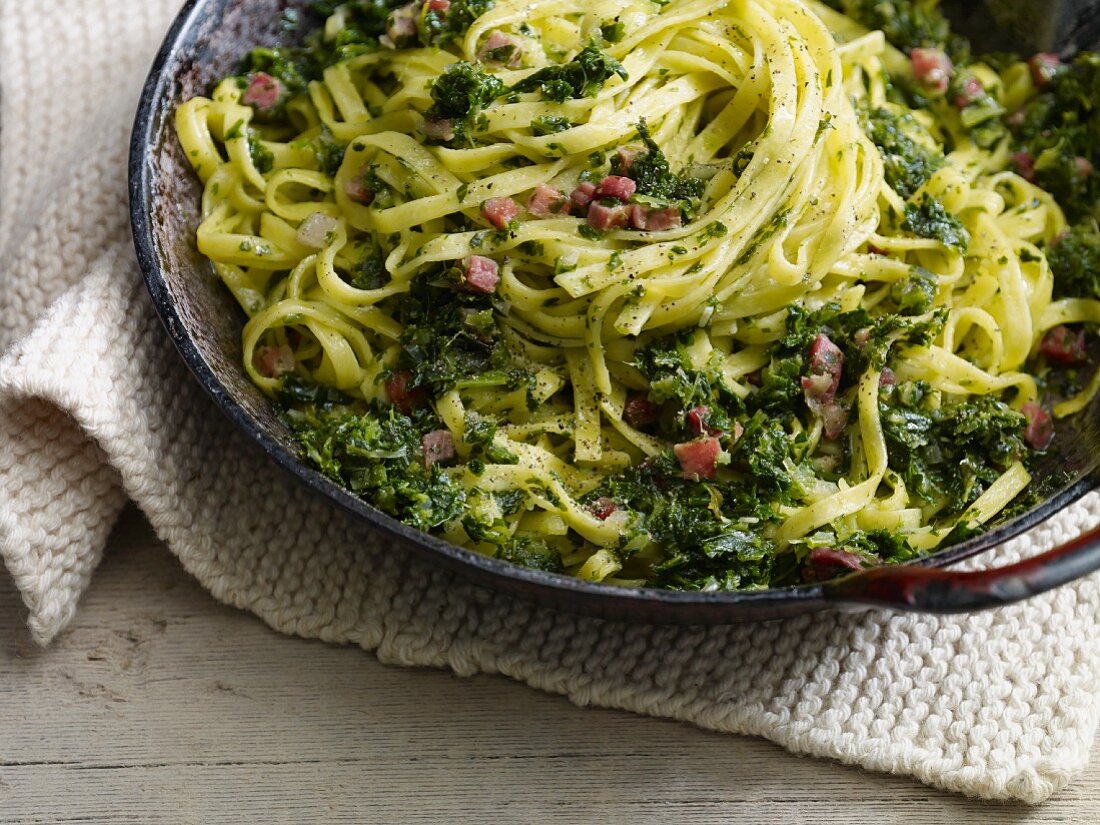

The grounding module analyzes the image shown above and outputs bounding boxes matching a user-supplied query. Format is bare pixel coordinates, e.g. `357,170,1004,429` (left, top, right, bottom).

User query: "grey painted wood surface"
3,508,1099,824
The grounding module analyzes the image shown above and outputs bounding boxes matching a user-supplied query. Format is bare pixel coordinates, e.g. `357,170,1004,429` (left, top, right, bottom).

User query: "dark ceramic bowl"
130,0,1100,622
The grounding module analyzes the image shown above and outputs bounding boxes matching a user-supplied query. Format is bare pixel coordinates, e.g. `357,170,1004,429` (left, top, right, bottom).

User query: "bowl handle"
821,523,1100,613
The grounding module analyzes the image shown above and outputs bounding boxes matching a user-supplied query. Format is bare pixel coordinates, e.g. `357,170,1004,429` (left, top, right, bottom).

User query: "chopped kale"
283,399,467,530
463,411,519,464
395,270,523,395
496,536,564,573
249,136,274,173
600,21,625,43
859,106,945,198
509,45,627,101
612,119,706,206
242,47,318,98
822,0,965,60
1008,52,1100,223
880,388,1027,513
310,127,347,176
1047,221,1100,299
531,115,572,135
890,267,938,315
426,62,505,145
634,333,743,419
417,0,495,47
902,194,969,250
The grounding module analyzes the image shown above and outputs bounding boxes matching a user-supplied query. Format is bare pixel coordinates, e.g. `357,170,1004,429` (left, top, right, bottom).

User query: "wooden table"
3,508,1100,823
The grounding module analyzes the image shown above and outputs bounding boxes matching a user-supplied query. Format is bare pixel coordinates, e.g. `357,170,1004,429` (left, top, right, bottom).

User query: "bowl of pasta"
131,0,1100,622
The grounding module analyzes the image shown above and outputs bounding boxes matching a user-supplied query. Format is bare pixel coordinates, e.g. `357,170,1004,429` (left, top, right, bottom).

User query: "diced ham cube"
616,147,641,174
1022,401,1054,450
586,202,629,230
481,197,519,229
674,437,722,481
477,30,522,68
422,429,455,468
802,547,866,583
628,205,681,231
879,367,896,387
1039,325,1087,365
570,181,597,211
686,405,720,436
526,184,570,217
427,0,450,9
344,170,374,205
801,334,846,439
1076,156,1094,178
623,393,659,428
385,370,429,415
910,47,952,95
296,212,339,249
1012,150,1036,181
588,497,617,520
954,75,984,108
461,255,500,294
382,3,419,48
1028,53,1061,89
423,117,455,142
253,344,295,378
242,72,281,111
595,175,636,201
821,403,849,440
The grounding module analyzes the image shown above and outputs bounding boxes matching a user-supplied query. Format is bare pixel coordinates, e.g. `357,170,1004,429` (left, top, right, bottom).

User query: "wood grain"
2,508,1098,824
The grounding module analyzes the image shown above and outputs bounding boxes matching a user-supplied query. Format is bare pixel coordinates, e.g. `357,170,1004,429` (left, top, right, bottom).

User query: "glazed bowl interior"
130,0,1100,624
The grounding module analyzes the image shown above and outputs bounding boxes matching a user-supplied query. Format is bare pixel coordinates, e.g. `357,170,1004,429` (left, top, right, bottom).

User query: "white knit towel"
3,0,1100,804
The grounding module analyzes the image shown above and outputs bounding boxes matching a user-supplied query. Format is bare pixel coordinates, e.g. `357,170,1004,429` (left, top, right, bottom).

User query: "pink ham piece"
343,171,374,205
1077,156,1094,178
1022,401,1054,450
595,175,636,201
953,76,983,108
879,367,896,387
381,3,418,48
686,406,720,436
910,47,952,95
623,393,659,428
526,184,570,217
481,196,519,229
629,205,681,231
296,212,339,249
385,371,429,415
570,181,597,211
674,437,722,481
427,0,450,9
422,430,455,468
1040,325,1088,364
253,344,295,378
460,255,500,294
1028,53,1061,88
616,147,641,174
588,497,617,520
586,202,629,230
1012,150,1036,181
477,30,522,68
423,117,455,141
801,333,846,439
242,72,281,111
802,547,866,583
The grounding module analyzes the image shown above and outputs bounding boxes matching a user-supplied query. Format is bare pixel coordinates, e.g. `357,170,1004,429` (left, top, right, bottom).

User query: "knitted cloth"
3,0,1100,804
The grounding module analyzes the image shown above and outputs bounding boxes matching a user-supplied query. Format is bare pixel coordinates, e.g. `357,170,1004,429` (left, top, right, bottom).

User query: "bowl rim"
128,0,1100,619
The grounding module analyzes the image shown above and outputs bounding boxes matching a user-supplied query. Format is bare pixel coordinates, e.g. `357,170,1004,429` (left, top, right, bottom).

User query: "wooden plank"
1,508,1098,824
